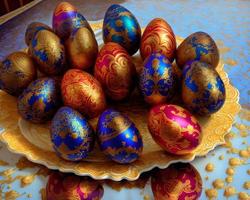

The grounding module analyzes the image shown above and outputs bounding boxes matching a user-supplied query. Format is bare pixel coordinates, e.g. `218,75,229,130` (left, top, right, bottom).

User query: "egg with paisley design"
151,163,202,200
94,42,136,101
0,52,37,96
148,104,202,155
17,77,61,123
46,172,104,200
29,30,67,75
139,53,176,105
51,106,95,161
61,69,106,119
176,31,219,69
97,109,143,164
182,60,225,115
103,4,141,55
140,18,176,62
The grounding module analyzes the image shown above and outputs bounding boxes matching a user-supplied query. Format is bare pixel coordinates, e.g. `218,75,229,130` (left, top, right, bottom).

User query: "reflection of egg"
140,18,176,62
182,61,225,115
148,104,202,155
17,78,61,123
97,109,143,164
103,4,141,55
51,106,94,161
94,42,136,101
139,53,176,105
0,52,36,96
151,163,202,200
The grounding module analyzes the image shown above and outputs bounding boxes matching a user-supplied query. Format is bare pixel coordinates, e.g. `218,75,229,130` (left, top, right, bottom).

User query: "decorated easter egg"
176,31,219,69
96,109,143,164
17,77,61,123
151,163,202,200
46,172,104,200
66,27,98,70
0,52,36,96
25,22,53,46
61,69,106,119
94,42,136,101
139,53,176,105
29,30,67,75
140,18,176,62
103,4,141,55
182,60,225,115
148,104,202,155
51,106,94,161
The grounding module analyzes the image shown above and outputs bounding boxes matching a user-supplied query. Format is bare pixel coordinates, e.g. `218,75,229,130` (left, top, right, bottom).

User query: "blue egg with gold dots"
96,109,143,164
139,53,176,105
51,106,95,161
17,77,61,123
103,4,141,55
182,60,226,116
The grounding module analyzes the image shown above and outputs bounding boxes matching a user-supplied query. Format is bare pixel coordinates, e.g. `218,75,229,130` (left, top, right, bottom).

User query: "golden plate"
0,23,240,181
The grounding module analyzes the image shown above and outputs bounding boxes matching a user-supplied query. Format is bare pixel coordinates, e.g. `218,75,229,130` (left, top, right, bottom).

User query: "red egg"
151,163,202,200
148,104,202,155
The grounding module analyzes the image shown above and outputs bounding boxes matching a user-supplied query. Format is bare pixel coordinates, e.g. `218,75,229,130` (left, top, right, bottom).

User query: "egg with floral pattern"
96,109,143,164
148,104,202,155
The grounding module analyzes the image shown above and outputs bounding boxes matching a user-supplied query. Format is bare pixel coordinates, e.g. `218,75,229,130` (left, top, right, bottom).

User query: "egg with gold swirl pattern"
94,42,136,101
61,69,106,119
148,104,202,155
51,106,95,161
29,30,67,75
103,4,141,55
139,53,176,105
182,60,225,115
140,18,176,62
17,77,61,123
97,109,143,164
176,31,219,69
0,52,37,96
151,163,202,200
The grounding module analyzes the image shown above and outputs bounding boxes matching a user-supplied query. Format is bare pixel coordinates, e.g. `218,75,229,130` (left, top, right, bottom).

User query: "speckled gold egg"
29,30,67,75
0,52,37,96
176,31,219,69
66,27,98,70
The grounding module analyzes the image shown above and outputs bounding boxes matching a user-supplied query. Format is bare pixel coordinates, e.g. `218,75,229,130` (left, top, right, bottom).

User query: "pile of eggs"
0,2,226,164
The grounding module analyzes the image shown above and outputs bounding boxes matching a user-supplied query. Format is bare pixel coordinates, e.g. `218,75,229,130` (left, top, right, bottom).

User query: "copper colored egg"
0,52,37,96
94,42,136,101
61,69,106,118
140,18,176,62
176,31,219,69
66,27,98,70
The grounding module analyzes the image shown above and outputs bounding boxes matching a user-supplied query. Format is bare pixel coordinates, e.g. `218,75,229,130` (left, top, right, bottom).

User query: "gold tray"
0,23,240,181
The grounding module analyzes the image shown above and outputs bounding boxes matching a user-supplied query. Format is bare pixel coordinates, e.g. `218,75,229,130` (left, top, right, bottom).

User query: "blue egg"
139,53,176,105
51,106,94,161
96,109,143,164
103,4,141,55
17,77,61,123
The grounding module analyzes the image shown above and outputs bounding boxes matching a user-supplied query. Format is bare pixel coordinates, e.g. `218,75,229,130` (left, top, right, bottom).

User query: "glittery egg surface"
96,109,143,164
176,31,219,69
151,163,202,200
46,172,104,200
51,106,94,161
140,18,176,61
139,53,175,105
94,42,136,101
148,104,202,155
29,30,67,75
103,4,141,55
17,77,61,123
182,60,226,115
61,69,106,119
0,52,37,96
